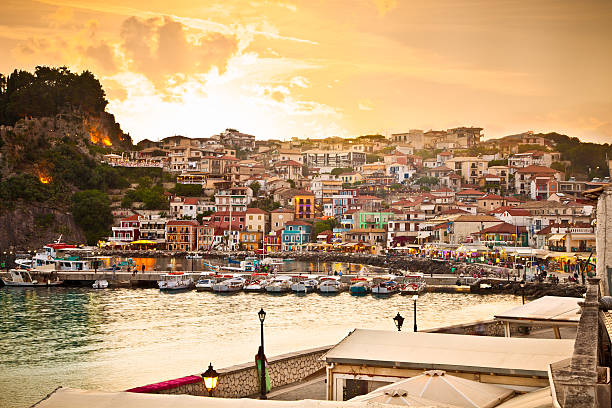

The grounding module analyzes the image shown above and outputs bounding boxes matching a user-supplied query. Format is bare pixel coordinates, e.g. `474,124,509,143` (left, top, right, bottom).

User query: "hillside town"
102,127,600,270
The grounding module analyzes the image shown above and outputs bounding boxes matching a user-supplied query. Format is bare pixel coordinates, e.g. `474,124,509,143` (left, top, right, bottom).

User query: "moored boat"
92,279,109,289
349,277,371,295
400,272,427,295
319,276,345,294
212,276,246,292
1,269,63,287
265,276,292,293
291,276,318,293
244,273,270,292
158,272,193,291
371,279,399,295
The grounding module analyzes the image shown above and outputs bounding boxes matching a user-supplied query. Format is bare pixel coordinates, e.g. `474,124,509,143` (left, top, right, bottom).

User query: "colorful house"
111,214,140,243
166,220,199,251
282,221,312,251
293,191,315,219
471,222,528,247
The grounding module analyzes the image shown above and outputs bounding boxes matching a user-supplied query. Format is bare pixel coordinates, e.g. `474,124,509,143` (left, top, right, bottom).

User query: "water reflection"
0,284,521,408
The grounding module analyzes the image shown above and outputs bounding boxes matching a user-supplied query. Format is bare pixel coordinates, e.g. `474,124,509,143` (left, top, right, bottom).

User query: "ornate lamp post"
412,295,418,332
393,312,404,332
201,362,219,397
258,308,267,399
520,280,526,304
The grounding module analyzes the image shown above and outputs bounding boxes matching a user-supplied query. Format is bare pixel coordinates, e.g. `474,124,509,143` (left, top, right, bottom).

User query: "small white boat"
212,276,246,292
291,276,318,293
92,279,109,289
158,272,193,291
185,253,202,259
1,269,63,287
400,272,427,295
319,276,345,294
265,276,292,293
371,280,399,295
195,278,215,291
244,273,270,292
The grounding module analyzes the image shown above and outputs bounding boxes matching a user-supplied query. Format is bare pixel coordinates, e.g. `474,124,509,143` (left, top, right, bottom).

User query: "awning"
416,231,432,239
548,234,566,242
570,233,595,240
130,240,157,245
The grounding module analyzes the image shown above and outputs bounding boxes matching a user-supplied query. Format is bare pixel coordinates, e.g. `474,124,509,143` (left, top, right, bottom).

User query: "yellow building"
294,191,315,219
239,231,263,251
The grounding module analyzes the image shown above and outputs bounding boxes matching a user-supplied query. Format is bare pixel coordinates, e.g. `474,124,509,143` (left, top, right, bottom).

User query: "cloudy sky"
2,0,612,143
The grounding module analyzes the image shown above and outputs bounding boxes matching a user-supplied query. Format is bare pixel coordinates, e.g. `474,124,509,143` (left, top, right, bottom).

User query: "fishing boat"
319,276,345,294
371,279,400,295
265,276,292,293
291,276,318,293
349,277,371,295
92,279,109,289
244,273,270,292
1,268,63,287
212,276,246,292
157,272,193,291
400,272,427,295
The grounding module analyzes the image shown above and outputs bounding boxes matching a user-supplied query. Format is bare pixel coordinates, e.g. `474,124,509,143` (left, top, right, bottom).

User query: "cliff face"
0,205,85,250
0,112,131,249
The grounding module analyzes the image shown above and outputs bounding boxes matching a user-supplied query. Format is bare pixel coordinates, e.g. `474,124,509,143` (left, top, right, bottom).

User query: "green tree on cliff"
71,190,113,244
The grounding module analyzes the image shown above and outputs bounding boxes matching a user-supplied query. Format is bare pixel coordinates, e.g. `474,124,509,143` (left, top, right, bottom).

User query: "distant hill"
538,132,611,179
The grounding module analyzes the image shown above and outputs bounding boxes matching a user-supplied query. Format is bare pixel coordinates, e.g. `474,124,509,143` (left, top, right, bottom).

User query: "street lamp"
201,362,219,397
412,295,418,332
258,308,267,400
520,280,526,305
393,312,404,331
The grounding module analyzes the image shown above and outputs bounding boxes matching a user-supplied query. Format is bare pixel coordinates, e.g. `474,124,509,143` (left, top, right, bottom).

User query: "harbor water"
0,258,522,408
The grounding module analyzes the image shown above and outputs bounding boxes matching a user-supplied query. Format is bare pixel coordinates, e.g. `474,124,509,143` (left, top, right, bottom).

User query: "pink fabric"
126,375,202,393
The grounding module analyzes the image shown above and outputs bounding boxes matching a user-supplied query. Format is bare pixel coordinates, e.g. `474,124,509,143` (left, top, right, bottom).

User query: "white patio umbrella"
350,388,460,407
356,370,513,408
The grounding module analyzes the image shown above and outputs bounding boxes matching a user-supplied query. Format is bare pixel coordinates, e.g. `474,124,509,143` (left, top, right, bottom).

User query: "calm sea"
0,259,521,408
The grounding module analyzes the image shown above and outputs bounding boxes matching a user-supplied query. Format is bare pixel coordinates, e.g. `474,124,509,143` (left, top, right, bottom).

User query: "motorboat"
196,276,215,292
1,268,63,287
372,280,400,295
291,276,318,293
212,276,246,292
400,273,427,295
319,276,345,294
157,272,193,291
349,277,371,296
185,253,202,259
265,276,292,293
244,273,270,292
92,279,109,289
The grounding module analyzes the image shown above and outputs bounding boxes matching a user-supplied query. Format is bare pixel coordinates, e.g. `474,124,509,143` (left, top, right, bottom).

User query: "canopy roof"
324,329,574,377
34,387,404,408
352,370,513,408
494,296,581,326
350,387,460,407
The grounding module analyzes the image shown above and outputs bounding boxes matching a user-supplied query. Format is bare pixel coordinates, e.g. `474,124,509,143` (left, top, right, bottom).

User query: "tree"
71,190,113,244
330,167,352,176
550,161,566,173
414,176,439,187
366,154,382,163
249,181,261,196
312,219,337,240
171,183,203,196
488,159,508,167
287,179,296,188
518,144,548,153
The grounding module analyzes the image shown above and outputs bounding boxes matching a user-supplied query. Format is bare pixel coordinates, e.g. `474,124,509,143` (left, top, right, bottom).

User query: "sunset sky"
2,0,612,143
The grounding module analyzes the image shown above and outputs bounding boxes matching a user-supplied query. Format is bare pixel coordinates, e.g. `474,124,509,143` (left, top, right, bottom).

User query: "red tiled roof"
473,222,526,234
183,197,199,205
246,207,269,214
166,220,199,226
122,214,139,222
457,189,484,195
286,220,313,226
516,165,559,174
274,160,302,167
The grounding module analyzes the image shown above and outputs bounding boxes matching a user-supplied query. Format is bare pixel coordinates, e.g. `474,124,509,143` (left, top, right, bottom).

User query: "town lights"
393,312,404,331
201,363,219,397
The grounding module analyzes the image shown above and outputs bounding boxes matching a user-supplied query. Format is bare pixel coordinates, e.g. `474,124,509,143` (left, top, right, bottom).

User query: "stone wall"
127,346,331,398
426,319,544,337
